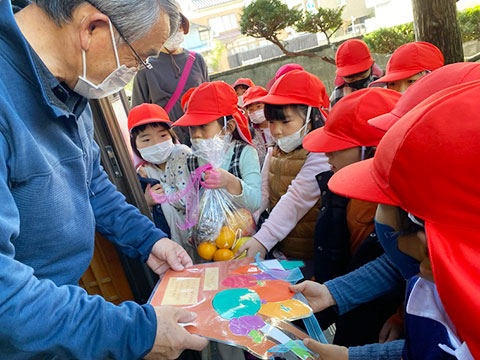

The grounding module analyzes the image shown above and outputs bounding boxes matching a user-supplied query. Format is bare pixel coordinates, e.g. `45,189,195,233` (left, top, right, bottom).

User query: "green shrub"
458,5,480,42
363,22,415,54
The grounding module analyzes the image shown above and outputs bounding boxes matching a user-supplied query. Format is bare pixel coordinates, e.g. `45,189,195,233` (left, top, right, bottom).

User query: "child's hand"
379,312,404,343
289,281,336,313
145,183,165,208
203,168,242,195
202,169,223,189
236,237,267,258
303,338,348,360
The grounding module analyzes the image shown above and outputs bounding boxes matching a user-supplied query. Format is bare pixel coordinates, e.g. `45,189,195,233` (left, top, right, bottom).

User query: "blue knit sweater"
0,1,167,358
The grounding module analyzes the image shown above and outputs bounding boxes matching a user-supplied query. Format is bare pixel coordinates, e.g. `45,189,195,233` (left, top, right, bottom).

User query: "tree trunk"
269,36,319,58
411,0,464,64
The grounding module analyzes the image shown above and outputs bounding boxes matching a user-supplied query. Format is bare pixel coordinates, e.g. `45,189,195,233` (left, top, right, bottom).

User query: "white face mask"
262,127,275,146
249,109,266,124
73,20,137,99
191,119,233,167
138,140,175,164
276,106,312,153
237,96,244,107
163,31,185,51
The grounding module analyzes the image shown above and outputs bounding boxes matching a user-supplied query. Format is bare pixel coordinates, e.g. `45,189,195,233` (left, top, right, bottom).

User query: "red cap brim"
370,68,425,86
328,159,398,206
303,127,359,153
336,58,374,77
368,112,401,132
256,93,305,106
129,118,172,132
425,220,480,359
173,112,221,127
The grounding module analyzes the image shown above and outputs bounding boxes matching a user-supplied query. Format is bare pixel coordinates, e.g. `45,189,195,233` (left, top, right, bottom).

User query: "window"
208,13,238,35
199,29,210,42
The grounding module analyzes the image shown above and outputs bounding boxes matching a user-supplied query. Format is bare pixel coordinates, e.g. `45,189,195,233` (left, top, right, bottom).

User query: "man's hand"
147,238,193,276
303,338,348,360
145,306,209,360
236,237,267,258
289,281,336,313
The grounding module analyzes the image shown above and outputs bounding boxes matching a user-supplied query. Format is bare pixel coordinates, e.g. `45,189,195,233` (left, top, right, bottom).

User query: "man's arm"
0,130,157,359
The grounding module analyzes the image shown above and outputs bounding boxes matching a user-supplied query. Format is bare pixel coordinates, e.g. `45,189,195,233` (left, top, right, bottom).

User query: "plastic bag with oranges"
194,187,256,262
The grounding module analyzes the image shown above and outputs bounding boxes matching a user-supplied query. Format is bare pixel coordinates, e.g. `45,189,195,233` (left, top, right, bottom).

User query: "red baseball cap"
329,80,480,358
242,86,268,107
370,42,444,86
181,87,197,111
174,81,252,144
128,103,172,132
232,78,255,89
303,88,400,153
368,62,480,132
335,39,373,77
257,70,329,109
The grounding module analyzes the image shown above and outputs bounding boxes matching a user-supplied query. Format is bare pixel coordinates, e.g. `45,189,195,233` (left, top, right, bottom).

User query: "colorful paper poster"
149,258,316,359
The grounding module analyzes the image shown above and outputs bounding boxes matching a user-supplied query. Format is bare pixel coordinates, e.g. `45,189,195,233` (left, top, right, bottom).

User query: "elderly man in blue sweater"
0,0,208,358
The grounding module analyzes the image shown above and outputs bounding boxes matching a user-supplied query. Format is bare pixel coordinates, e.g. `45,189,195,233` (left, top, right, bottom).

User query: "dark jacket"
314,170,351,283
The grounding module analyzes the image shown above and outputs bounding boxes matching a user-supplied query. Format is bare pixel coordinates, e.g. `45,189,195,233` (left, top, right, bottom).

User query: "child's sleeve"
254,152,330,251
171,145,193,208
253,148,272,222
230,145,262,212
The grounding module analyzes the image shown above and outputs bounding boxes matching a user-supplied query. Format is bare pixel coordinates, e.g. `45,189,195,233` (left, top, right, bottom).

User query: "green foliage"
205,40,225,73
363,22,415,54
240,0,302,41
295,7,344,44
458,6,480,42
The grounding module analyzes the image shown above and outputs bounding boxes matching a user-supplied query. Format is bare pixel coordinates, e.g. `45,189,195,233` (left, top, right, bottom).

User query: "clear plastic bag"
192,134,256,260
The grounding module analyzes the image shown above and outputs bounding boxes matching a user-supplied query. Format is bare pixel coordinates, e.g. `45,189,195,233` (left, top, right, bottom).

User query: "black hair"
264,104,325,130
397,208,424,235
130,122,177,159
234,84,249,91
216,115,246,142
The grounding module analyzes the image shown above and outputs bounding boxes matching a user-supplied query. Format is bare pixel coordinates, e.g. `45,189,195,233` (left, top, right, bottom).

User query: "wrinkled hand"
379,313,404,343
145,183,165,208
236,237,267,258
289,281,336,313
147,238,193,277
303,338,348,360
145,306,209,360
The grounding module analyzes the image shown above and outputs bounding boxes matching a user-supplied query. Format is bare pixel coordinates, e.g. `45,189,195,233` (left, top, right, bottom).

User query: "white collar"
407,278,473,360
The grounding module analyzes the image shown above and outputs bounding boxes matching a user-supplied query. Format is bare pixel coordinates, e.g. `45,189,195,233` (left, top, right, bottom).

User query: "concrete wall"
211,41,390,95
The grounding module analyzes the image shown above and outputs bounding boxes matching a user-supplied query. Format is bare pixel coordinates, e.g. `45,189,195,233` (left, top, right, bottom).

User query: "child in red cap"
128,103,193,255
292,81,480,359
303,87,403,347
232,78,255,106
237,70,330,278
330,39,380,107
175,81,261,213
242,85,272,165
369,41,444,93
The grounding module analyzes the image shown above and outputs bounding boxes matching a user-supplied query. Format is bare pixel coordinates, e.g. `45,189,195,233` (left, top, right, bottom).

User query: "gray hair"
32,0,180,42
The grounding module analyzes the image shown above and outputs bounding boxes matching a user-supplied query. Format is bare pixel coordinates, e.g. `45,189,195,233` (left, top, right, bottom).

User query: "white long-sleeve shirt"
254,147,330,251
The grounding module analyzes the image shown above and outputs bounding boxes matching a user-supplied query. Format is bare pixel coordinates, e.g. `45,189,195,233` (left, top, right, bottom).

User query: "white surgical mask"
237,96,244,107
276,106,312,153
138,140,175,164
163,31,185,51
262,127,275,146
249,109,266,124
73,20,137,99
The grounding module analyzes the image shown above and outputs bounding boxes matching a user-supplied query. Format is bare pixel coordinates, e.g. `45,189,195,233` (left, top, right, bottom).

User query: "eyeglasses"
83,0,152,70
113,23,153,70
